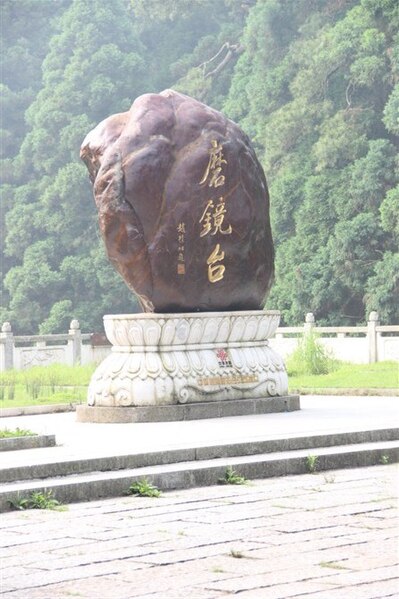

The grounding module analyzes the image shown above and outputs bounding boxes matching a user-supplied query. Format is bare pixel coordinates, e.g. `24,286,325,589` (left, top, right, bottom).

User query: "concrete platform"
1,395,398,459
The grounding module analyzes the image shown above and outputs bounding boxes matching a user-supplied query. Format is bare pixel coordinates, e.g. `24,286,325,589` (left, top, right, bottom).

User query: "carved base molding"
79,310,297,421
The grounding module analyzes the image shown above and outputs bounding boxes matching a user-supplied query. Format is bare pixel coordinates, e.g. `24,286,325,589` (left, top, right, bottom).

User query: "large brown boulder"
80,89,274,312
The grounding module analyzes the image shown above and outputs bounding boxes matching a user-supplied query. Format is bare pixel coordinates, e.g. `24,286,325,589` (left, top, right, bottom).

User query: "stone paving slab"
1,464,398,598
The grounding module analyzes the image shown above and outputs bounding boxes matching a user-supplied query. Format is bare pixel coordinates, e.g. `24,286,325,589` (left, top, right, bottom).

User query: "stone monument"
77,89,299,422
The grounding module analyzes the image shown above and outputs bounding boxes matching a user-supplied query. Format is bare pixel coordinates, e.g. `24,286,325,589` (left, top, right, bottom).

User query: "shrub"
286,332,338,376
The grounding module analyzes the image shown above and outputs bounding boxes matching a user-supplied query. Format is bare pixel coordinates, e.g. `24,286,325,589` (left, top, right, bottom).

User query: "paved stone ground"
1,465,398,599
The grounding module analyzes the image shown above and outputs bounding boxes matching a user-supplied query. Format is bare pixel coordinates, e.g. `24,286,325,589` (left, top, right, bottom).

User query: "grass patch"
0,427,37,438
0,364,95,407
288,361,398,394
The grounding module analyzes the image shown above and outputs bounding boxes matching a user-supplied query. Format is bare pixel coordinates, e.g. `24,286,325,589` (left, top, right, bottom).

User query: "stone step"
1,428,398,483
1,438,398,512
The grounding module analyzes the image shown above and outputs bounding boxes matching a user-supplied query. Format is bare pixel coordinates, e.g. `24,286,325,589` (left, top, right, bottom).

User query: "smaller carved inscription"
177,222,186,275
198,374,259,386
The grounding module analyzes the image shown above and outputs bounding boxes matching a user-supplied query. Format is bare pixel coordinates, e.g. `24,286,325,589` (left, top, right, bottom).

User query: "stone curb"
0,434,56,453
0,403,80,418
294,388,399,396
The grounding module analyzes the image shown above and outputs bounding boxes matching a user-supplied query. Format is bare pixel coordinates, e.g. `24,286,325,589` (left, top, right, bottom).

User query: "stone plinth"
76,310,299,422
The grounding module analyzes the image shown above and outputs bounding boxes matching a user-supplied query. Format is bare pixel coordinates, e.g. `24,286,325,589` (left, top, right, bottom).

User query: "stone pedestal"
76,310,299,422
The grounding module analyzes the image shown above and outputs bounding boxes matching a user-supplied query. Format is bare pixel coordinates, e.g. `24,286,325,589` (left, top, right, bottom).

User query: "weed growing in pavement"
212,566,226,573
306,454,319,473
218,466,248,485
128,478,161,497
229,549,245,559
319,561,351,570
9,490,65,511
8,495,30,510
0,427,37,438
323,473,336,484
380,454,390,465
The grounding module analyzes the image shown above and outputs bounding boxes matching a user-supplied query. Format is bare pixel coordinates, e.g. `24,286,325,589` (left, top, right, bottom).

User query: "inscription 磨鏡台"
199,140,231,284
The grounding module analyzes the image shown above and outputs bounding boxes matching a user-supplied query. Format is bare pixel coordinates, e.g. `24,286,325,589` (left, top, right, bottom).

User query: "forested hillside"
1,0,398,333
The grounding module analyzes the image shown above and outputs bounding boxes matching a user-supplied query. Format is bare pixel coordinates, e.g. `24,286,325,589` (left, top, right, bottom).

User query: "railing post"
1,322,14,370
68,319,81,366
368,311,379,363
304,312,315,336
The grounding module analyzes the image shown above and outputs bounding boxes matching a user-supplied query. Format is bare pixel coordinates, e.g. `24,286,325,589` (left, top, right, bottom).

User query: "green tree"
133,0,248,109
225,0,399,324
365,252,399,322
0,0,69,160
0,0,70,325
3,0,146,332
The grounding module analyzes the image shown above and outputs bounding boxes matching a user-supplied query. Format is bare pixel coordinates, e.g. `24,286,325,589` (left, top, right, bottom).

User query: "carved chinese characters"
199,140,232,283
80,89,274,313
177,222,186,276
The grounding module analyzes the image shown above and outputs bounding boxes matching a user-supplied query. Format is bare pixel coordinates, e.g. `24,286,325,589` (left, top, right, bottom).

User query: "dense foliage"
1,0,398,332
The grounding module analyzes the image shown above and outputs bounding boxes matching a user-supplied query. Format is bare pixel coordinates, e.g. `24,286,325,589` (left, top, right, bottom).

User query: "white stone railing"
0,311,398,371
270,311,399,364
0,320,105,372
